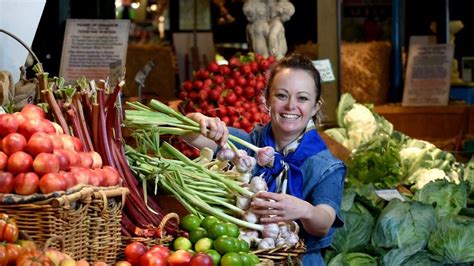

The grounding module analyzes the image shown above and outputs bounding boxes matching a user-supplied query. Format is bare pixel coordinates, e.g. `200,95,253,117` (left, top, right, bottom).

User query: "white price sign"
375,189,406,202
313,59,335,83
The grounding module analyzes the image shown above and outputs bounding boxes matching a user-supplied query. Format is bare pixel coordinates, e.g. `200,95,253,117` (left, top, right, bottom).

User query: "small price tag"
375,189,406,202
312,59,335,83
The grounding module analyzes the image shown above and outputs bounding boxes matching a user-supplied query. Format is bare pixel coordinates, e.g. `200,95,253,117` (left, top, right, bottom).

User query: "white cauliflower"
411,168,448,190
343,104,377,150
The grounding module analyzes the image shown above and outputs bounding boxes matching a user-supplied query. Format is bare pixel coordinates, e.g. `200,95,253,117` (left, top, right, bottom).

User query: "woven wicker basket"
252,240,306,266
121,212,179,251
87,186,129,264
0,186,94,260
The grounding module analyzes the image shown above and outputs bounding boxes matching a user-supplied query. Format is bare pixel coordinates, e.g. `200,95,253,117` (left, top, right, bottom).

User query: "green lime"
189,227,208,244
238,239,250,252
173,236,192,250
214,236,239,255
205,249,221,266
195,237,213,252
201,216,220,231
224,222,240,238
180,214,202,232
208,222,228,239
220,252,243,266
238,252,252,266
248,253,260,265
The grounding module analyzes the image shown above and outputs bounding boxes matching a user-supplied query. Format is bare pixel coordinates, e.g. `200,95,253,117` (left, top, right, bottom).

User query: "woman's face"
267,68,318,140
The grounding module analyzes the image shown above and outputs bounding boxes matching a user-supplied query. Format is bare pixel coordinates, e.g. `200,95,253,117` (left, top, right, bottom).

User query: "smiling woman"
185,53,346,266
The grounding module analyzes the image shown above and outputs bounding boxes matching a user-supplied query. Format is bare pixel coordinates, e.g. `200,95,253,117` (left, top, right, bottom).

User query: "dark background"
30,0,474,78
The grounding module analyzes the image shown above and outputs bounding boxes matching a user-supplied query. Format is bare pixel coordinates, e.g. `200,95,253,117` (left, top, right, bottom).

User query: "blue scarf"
257,123,327,199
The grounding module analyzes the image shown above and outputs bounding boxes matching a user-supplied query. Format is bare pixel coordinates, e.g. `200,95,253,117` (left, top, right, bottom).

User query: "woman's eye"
298,96,309,102
276,93,287,100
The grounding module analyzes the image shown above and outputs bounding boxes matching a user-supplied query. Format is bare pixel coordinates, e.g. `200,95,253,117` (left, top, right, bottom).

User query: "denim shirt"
228,127,346,266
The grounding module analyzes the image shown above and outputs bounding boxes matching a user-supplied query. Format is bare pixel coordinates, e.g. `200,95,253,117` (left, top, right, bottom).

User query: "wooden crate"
374,103,470,151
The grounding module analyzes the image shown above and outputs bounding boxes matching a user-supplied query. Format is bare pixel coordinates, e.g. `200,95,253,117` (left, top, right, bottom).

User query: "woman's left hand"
251,191,313,223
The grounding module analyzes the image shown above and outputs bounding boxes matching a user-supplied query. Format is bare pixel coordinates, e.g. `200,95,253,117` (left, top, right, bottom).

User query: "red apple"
140,251,167,266
21,104,45,120
53,149,71,171
33,153,60,176
27,132,54,157
49,134,64,149
0,171,14,193
88,151,103,168
62,171,78,189
18,119,45,139
7,151,33,174
0,151,7,171
148,245,171,259
78,152,93,169
2,132,27,155
102,166,121,186
0,114,19,137
39,172,66,194
189,252,214,266
167,250,192,266
14,172,40,195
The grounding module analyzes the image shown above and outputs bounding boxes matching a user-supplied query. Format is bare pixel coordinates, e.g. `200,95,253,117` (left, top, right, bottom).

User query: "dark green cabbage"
382,242,441,266
413,180,467,218
332,202,374,253
371,199,436,249
428,216,474,264
328,252,378,266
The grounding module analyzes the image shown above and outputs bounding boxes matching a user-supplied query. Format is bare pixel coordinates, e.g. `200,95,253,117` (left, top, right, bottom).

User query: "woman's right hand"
186,113,229,146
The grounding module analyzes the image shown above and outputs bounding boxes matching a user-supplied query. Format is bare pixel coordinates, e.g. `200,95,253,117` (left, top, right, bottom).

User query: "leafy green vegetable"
328,252,378,266
345,135,402,189
383,242,441,266
428,216,474,264
413,180,468,218
332,201,374,253
371,199,436,249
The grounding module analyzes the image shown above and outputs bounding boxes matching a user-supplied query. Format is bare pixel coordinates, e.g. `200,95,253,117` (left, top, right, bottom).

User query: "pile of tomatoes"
0,213,40,265
175,53,275,157
0,104,121,195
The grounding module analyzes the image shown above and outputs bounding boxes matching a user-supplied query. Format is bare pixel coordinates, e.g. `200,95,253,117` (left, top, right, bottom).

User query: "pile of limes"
174,214,260,266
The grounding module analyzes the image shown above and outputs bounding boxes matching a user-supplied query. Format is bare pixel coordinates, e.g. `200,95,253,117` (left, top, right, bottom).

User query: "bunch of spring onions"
125,100,266,231
125,100,301,249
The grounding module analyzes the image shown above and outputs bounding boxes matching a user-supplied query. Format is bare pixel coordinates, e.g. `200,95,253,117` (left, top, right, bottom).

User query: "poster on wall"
59,19,130,83
402,42,453,106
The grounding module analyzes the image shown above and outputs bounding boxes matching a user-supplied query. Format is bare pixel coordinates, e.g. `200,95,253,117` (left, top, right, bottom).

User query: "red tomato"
48,134,63,150
16,250,52,266
147,245,171,259
0,245,8,266
40,119,56,134
6,243,22,264
78,152,93,169
18,240,37,255
18,119,46,140
102,166,121,186
1,218,19,243
14,172,40,195
88,151,103,169
125,242,147,265
139,251,166,266
53,149,71,171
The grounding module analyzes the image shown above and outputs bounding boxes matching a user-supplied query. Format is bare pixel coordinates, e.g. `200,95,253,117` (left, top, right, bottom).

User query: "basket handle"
0,28,41,65
158,212,179,239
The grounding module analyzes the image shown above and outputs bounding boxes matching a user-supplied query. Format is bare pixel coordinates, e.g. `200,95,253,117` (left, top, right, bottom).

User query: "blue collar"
257,123,327,199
